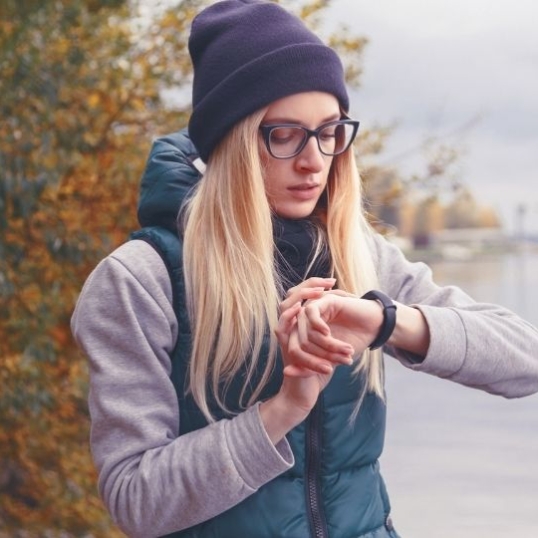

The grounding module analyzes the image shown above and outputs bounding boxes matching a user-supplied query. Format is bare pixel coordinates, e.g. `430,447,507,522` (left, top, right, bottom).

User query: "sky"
327,0,538,235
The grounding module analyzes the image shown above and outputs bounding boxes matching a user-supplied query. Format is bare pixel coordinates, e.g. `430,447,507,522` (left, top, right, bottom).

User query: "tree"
0,0,199,534
0,0,372,535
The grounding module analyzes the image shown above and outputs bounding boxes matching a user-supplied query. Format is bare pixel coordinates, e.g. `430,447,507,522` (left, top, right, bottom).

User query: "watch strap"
360,290,397,350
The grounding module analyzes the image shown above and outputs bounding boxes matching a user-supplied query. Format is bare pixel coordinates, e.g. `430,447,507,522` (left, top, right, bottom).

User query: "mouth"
288,183,320,191
287,183,321,200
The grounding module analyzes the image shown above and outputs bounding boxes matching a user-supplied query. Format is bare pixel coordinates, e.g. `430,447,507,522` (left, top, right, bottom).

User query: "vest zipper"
305,396,328,538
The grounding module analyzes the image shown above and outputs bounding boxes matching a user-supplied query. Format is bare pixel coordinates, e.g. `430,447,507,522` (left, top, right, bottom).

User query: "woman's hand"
284,293,384,376
278,279,355,376
276,278,353,406
260,278,353,443
276,302,331,410
285,292,431,377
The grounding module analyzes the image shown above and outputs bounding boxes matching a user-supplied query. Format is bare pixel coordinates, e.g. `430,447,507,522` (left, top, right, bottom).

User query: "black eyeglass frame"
259,119,360,159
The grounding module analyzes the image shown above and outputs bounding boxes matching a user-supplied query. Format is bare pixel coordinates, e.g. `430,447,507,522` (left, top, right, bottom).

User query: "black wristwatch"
360,290,397,350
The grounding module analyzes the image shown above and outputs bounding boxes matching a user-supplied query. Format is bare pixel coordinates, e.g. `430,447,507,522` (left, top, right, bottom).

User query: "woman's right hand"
260,278,353,444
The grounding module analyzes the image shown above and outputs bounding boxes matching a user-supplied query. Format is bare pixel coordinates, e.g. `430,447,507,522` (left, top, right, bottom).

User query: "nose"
295,136,325,173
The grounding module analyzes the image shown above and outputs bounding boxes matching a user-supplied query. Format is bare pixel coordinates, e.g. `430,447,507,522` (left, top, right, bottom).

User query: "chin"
276,209,315,220
274,203,318,220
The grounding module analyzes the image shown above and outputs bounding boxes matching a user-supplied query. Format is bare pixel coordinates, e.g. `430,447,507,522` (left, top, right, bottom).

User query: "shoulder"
368,232,438,300
78,239,174,313
72,240,178,350
367,231,405,273
110,239,172,296
369,231,425,273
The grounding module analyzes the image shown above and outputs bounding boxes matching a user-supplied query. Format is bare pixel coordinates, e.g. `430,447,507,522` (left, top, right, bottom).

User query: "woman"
71,2,538,537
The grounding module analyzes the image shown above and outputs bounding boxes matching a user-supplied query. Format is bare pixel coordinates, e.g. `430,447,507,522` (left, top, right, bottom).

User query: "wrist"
387,303,430,357
259,391,309,445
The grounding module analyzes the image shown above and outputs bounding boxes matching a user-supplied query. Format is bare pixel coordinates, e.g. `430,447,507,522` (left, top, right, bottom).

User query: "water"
382,251,538,538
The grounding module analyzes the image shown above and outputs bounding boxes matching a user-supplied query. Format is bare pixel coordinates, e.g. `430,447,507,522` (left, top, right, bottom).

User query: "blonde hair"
321,146,384,417
182,109,383,422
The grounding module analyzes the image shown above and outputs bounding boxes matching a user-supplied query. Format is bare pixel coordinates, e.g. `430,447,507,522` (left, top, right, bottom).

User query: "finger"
274,301,301,345
301,302,331,335
288,328,334,373
287,330,346,374
283,277,336,300
296,315,353,360
287,352,334,375
280,277,337,313
280,287,324,313
297,308,354,361
297,343,353,368
298,330,354,364
326,289,355,298
290,277,336,292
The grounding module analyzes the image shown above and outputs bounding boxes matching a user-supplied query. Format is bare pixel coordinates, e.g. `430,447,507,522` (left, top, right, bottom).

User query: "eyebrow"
262,112,341,125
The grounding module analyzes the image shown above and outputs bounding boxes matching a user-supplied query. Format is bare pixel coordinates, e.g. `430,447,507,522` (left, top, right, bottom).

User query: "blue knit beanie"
188,0,349,162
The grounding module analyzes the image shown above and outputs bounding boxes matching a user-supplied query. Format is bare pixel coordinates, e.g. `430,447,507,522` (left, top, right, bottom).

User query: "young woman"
71,2,538,537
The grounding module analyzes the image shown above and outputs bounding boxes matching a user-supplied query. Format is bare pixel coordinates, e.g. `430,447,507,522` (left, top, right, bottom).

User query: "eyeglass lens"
268,122,353,158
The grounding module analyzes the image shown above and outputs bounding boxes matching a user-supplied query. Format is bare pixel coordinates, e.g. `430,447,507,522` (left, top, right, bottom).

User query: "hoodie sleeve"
372,233,538,398
71,240,293,538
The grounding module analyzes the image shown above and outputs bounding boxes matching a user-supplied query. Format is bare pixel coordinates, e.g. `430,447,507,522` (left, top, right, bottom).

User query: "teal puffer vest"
131,130,398,538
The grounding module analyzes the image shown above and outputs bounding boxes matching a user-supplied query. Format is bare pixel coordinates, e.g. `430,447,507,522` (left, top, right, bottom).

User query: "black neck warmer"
273,216,331,290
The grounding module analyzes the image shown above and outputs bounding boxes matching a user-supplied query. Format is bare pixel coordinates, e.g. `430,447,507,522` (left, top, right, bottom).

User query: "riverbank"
381,251,538,538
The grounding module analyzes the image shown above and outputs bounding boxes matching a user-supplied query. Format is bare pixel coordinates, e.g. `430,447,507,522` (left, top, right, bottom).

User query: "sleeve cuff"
392,304,467,378
224,403,294,490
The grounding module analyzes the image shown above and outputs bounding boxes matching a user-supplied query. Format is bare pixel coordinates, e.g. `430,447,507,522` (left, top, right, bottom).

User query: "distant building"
430,227,508,256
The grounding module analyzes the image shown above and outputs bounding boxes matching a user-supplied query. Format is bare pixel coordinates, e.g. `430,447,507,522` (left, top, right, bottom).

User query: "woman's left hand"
284,292,384,376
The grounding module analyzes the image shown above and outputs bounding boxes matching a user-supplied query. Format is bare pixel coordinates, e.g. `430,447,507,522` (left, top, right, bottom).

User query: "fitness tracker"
360,290,397,350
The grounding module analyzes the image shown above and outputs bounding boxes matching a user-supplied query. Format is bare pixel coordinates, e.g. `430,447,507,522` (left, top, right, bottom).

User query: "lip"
287,183,321,200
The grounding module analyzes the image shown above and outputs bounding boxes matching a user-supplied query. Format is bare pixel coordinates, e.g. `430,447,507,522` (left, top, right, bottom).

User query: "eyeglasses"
259,119,359,159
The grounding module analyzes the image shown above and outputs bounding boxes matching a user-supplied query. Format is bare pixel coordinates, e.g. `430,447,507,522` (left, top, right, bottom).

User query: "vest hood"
137,129,202,232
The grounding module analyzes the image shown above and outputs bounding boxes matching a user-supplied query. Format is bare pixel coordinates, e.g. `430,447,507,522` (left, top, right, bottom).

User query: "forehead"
263,92,340,125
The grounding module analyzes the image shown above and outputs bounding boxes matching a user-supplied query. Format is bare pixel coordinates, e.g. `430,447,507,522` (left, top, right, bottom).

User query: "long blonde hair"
182,108,383,422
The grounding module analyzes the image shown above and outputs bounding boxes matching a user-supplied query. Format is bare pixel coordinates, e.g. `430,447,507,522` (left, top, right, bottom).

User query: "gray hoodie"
71,233,538,537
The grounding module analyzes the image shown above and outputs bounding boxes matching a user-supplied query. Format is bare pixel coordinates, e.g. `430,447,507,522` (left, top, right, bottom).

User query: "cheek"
262,161,285,195
259,148,275,189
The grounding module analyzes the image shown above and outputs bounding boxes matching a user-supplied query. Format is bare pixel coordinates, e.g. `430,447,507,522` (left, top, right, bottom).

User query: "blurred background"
1,0,536,536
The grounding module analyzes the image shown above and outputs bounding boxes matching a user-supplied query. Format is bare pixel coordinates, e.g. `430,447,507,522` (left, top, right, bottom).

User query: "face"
260,92,340,219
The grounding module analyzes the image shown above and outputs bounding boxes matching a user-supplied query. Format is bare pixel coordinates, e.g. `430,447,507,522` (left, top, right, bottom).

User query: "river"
381,251,538,538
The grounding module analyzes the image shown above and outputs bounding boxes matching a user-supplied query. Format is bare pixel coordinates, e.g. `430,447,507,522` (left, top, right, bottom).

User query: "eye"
319,128,337,141
270,127,304,145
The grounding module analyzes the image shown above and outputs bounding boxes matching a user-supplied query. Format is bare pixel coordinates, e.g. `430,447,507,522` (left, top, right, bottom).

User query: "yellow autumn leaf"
87,91,101,108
